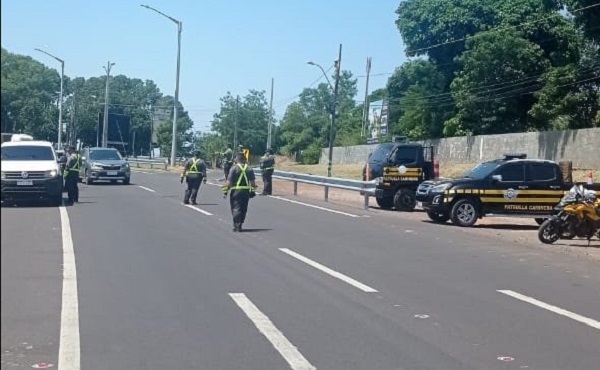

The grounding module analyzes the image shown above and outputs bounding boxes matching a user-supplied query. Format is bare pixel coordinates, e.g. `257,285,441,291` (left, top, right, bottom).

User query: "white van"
1,139,63,206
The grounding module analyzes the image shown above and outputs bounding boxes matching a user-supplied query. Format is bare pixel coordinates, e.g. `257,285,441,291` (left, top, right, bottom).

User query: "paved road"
2,169,599,370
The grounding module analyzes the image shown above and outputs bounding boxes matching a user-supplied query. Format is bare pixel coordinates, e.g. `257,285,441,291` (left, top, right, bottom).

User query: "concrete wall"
320,128,600,168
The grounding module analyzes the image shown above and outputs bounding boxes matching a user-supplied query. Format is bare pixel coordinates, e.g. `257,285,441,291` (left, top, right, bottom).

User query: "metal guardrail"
254,168,376,210
127,157,169,170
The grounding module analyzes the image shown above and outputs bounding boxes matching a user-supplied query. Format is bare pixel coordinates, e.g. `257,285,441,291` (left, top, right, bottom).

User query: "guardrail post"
324,186,329,202
150,163,154,169
363,192,369,210
136,161,140,168
293,181,298,196
164,161,167,170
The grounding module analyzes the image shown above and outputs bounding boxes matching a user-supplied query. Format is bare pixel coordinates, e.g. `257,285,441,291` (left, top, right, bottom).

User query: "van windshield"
1,145,55,161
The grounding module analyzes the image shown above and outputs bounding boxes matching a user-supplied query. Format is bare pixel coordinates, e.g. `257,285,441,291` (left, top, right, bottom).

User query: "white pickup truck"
1,135,64,206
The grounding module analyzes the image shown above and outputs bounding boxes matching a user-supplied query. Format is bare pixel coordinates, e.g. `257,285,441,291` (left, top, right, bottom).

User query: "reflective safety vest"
63,154,80,177
261,155,275,170
187,158,202,174
231,163,252,190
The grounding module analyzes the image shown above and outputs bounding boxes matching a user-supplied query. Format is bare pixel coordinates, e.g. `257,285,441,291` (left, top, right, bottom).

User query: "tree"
563,0,600,43
448,29,549,136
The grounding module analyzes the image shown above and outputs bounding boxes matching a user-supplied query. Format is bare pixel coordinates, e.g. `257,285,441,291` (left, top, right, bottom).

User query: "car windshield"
89,149,122,160
1,145,55,161
461,162,500,179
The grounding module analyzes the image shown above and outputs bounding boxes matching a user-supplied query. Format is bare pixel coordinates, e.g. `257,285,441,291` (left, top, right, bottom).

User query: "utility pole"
361,57,372,137
267,77,274,149
132,130,136,157
325,43,342,201
234,95,239,149
102,61,115,148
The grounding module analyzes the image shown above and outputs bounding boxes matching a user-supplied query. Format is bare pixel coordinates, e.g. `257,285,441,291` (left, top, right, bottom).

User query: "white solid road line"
138,185,156,193
269,195,360,218
59,206,81,370
280,248,378,293
497,289,600,330
229,293,316,370
184,204,213,216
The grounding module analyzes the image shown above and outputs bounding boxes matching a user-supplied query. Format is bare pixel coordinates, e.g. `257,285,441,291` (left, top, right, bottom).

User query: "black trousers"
184,175,202,204
223,161,232,178
229,190,250,227
262,169,273,195
65,172,79,203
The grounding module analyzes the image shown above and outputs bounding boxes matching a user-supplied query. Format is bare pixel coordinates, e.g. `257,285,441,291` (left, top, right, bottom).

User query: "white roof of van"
1,140,54,148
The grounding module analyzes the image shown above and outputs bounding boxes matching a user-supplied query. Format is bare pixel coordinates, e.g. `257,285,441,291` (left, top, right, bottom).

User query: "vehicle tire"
50,194,63,207
393,188,416,212
534,218,546,225
427,210,450,223
450,198,479,227
122,177,130,185
110,180,117,184
538,219,561,244
376,197,393,210
85,171,93,185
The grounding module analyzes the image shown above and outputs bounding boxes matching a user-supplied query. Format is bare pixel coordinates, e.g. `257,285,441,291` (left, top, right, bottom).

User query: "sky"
1,0,407,133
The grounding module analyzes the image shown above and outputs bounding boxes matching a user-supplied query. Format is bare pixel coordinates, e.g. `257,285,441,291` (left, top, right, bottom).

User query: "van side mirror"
492,174,502,182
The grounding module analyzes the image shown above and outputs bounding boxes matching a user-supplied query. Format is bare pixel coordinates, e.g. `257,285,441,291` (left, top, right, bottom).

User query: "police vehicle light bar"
503,153,527,160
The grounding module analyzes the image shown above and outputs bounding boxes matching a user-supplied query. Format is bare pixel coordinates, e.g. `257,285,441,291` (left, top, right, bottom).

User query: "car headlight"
121,163,130,170
47,169,58,178
430,183,452,193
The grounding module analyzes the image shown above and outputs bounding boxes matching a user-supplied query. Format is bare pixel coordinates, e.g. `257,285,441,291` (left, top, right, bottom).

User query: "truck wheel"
376,197,393,210
393,188,416,212
450,198,479,227
427,211,450,223
123,177,130,185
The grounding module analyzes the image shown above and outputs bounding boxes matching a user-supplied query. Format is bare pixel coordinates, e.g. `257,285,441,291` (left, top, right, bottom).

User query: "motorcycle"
538,185,600,245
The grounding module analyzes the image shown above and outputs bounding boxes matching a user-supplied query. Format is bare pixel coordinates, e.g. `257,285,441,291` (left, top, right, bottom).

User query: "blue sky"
1,0,407,132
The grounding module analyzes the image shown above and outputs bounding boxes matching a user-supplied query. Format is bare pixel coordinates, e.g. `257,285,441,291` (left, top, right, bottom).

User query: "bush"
301,142,322,164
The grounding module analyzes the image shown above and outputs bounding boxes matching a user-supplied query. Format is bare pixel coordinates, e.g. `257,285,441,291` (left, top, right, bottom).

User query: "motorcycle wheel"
538,219,562,244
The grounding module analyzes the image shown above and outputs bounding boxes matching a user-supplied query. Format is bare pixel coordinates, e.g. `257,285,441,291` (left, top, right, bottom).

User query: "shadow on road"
240,228,272,233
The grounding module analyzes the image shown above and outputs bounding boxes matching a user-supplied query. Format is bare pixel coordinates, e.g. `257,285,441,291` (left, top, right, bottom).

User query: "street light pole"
34,48,64,149
268,78,274,149
307,44,342,201
141,4,182,167
102,61,115,148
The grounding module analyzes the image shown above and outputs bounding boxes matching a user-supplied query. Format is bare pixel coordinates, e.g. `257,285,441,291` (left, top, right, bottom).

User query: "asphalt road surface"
2,169,599,370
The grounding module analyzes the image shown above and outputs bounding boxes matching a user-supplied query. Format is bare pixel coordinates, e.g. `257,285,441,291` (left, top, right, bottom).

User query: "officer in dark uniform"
63,146,81,204
221,144,233,180
259,148,275,195
222,152,257,232
181,150,207,205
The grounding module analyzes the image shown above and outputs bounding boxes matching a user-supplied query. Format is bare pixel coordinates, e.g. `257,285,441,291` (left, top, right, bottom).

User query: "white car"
1,137,63,206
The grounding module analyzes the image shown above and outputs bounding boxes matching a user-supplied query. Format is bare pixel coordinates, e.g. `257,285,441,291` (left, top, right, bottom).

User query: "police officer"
63,146,81,204
259,148,275,195
221,144,233,180
181,150,207,205
222,152,257,232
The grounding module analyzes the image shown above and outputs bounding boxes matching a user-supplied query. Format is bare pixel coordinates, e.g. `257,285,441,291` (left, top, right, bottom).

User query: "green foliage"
1,48,195,156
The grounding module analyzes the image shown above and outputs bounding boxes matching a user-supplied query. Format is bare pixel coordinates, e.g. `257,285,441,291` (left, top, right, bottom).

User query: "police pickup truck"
415,154,591,227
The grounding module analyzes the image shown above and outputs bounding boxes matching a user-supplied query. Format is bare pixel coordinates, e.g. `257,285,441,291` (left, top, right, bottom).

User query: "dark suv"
416,154,568,227
79,147,131,185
